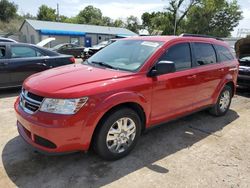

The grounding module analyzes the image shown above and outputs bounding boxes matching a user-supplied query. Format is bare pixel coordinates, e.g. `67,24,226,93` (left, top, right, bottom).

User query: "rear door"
214,44,237,77
151,42,197,124
8,45,51,86
191,42,222,108
0,44,12,87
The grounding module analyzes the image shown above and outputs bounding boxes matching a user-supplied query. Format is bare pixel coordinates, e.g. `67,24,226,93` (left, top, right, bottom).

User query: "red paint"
14,36,239,154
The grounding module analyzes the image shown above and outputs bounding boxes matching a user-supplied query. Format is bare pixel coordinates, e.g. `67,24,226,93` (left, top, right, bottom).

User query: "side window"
193,43,216,66
159,43,192,71
0,46,6,59
11,46,37,58
36,50,44,57
214,45,234,62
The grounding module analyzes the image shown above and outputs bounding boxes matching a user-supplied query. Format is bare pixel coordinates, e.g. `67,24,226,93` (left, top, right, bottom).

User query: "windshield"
85,40,163,71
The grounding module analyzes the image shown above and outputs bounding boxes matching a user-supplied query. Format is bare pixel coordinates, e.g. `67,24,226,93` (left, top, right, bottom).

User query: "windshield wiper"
90,61,116,69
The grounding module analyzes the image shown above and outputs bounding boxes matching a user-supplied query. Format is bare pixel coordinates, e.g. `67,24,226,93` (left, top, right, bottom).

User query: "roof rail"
179,33,224,41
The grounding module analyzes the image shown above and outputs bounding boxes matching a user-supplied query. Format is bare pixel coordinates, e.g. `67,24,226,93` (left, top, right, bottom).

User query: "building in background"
19,19,137,47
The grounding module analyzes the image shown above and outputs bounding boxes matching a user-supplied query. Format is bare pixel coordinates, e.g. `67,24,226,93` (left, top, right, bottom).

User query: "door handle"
187,75,197,79
0,62,8,66
37,63,47,67
219,68,224,72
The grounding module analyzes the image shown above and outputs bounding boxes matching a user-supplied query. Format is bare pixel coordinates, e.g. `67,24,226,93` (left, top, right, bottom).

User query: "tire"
209,85,232,116
93,108,142,160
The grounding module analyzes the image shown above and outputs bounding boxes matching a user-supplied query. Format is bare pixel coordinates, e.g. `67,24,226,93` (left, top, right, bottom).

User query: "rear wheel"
209,85,232,116
93,108,141,160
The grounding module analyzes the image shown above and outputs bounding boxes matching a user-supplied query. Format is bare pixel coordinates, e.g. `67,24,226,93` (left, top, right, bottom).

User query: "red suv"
15,34,239,160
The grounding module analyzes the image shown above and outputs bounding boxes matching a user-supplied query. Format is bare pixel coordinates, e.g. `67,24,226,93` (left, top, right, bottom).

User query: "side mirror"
148,61,176,77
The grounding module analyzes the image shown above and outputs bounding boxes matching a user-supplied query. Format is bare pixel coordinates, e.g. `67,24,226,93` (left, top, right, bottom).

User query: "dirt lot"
0,88,250,188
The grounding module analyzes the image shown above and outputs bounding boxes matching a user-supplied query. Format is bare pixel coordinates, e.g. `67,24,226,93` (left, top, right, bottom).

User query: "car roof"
122,35,229,47
0,42,45,46
0,37,17,43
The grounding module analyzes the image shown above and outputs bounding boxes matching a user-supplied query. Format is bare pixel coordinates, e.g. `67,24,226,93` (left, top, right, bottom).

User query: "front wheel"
93,108,142,160
209,85,232,116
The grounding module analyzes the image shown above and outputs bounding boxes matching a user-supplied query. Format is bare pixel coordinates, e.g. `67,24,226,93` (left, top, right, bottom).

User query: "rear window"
214,45,234,62
193,43,217,66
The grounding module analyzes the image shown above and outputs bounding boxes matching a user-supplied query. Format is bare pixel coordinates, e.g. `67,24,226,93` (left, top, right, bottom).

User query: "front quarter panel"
80,86,152,150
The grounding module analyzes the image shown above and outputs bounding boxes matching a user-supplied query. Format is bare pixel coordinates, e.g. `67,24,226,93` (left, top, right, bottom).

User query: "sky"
12,0,250,37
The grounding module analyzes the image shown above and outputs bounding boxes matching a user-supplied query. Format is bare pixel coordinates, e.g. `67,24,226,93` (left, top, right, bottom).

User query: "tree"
126,15,140,33
185,0,242,37
37,5,56,21
0,0,18,22
76,5,103,25
142,1,200,35
113,19,125,27
142,12,173,35
21,13,37,20
142,0,242,37
102,16,112,26
166,0,200,34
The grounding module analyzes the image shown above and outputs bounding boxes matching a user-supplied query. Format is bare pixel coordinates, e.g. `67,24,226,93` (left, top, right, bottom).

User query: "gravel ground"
0,87,250,188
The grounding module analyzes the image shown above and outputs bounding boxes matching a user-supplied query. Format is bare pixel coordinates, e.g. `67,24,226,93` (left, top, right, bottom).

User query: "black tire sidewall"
94,108,142,160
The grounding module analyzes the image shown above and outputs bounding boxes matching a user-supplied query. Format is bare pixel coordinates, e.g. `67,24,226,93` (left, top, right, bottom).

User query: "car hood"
37,37,56,47
23,64,134,98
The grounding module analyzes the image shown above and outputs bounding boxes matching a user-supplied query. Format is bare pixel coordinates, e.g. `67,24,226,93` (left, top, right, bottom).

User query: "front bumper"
14,97,95,154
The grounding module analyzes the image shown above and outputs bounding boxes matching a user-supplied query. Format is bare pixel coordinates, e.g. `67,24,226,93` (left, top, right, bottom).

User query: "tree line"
0,0,243,37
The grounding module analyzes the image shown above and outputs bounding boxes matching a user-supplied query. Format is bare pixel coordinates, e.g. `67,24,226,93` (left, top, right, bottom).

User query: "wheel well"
90,102,146,147
225,81,235,97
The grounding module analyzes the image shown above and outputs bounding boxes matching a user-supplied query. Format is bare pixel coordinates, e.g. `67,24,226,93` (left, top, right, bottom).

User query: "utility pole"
174,8,178,35
56,3,59,22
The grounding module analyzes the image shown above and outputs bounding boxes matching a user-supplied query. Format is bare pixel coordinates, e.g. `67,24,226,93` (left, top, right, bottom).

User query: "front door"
0,45,12,88
150,42,197,125
8,45,49,86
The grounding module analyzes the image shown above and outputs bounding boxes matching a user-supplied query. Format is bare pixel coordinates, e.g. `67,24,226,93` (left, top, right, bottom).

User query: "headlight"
40,97,88,115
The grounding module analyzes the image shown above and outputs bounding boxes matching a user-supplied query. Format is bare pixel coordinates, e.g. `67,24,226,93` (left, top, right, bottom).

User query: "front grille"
239,70,250,76
19,88,44,114
239,62,250,67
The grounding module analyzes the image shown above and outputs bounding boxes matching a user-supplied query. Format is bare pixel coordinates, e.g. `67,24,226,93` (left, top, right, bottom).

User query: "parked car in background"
0,37,17,43
235,37,250,88
15,35,238,160
238,56,250,88
83,39,117,60
0,42,75,88
51,43,85,58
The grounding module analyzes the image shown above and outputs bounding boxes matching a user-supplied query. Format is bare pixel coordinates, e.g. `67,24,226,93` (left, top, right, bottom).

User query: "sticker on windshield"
141,41,159,48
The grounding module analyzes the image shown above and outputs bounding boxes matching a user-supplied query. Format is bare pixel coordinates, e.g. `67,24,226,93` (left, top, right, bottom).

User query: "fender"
92,91,150,126
80,91,151,149
212,73,235,104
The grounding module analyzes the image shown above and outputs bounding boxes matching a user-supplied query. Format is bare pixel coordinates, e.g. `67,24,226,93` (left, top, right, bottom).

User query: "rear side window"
11,46,40,58
214,45,234,62
193,43,216,66
0,46,6,59
159,43,192,71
